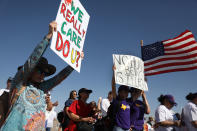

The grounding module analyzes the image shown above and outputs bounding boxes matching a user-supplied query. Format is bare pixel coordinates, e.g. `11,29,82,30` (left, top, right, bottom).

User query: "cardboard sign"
51,0,90,72
113,54,148,91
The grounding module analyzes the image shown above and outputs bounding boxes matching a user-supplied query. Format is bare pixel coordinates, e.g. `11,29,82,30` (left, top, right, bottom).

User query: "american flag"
141,30,197,76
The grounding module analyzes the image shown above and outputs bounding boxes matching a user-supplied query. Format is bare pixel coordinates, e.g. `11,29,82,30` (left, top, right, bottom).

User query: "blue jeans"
113,126,130,131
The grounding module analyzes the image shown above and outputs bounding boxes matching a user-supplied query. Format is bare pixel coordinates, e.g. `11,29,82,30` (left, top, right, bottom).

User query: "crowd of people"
55,88,197,131
0,21,196,131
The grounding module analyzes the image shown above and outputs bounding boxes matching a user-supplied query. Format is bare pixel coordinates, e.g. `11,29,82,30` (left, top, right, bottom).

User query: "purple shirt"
130,100,145,130
112,98,131,130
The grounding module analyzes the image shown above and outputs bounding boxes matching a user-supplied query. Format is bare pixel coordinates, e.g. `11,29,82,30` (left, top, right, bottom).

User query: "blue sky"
0,0,197,117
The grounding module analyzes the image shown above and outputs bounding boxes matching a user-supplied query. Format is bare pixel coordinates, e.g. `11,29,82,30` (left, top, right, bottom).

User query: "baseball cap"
78,88,92,94
118,85,129,92
165,94,177,106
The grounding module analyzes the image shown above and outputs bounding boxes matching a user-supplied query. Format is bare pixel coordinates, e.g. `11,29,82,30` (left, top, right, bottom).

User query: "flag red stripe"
145,66,197,76
164,41,196,51
163,30,191,42
144,53,197,66
165,46,197,55
163,34,194,47
145,59,197,72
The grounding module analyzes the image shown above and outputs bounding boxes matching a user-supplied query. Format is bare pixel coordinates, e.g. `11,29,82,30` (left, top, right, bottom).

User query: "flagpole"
140,40,143,58
140,40,143,46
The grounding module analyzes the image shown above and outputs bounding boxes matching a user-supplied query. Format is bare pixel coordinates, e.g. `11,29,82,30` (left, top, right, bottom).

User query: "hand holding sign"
81,51,84,60
46,21,57,40
113,54,148,91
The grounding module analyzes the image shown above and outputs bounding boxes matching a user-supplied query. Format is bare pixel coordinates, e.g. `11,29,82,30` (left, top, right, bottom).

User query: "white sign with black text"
113,54,148,91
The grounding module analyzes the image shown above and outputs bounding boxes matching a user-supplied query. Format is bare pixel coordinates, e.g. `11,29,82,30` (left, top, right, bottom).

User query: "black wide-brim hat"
36,57,56,77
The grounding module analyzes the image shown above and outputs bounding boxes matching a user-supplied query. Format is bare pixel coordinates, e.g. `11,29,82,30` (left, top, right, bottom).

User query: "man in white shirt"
101,91,113,117
45,93,58,131
45,107,57,131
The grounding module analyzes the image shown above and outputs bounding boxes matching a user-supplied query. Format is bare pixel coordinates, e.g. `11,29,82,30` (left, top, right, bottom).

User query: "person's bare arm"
112,66,117,99
65,107,71,118
142,91,150,114
52,101,58,107
69,112,94,123
156,120,181,127
97,97,102,110
11,21,57,91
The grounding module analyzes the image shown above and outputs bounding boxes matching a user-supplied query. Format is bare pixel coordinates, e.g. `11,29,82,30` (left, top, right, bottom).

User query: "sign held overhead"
51,0,90,72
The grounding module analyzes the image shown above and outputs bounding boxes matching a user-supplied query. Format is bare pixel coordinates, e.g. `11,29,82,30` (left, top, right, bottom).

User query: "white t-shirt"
182,102,197,131
155,105,175,131
101,98,110,117
0,89,9,96
45,108,57,128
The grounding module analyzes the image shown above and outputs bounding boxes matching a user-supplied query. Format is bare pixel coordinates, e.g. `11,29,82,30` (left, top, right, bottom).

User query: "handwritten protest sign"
51,0,90,72
113,54,148,91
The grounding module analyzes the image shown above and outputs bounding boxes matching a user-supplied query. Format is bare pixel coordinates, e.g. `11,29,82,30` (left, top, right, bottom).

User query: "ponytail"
158,94,165,105
186,92,197,101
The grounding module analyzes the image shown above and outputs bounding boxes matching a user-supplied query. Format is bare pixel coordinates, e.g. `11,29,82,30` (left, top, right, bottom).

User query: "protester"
155,94,181,131
57,111,65,131
147,117,155,131
60,90,77,131
0,77,13,126
0,21,79,131
89,101,102,121
181,92,197,131
45,93,58,131
67,88,95,131
65,90,77,108
92,97,108,131
101,91,113,117
90,101,97,110
129,87,151,131
147,116,154,128
110,66,131,131
90,100,103,121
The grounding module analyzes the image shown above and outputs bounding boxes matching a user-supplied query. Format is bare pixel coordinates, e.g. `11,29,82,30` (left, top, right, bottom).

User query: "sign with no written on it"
113,54,148,91
51,0,90,72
